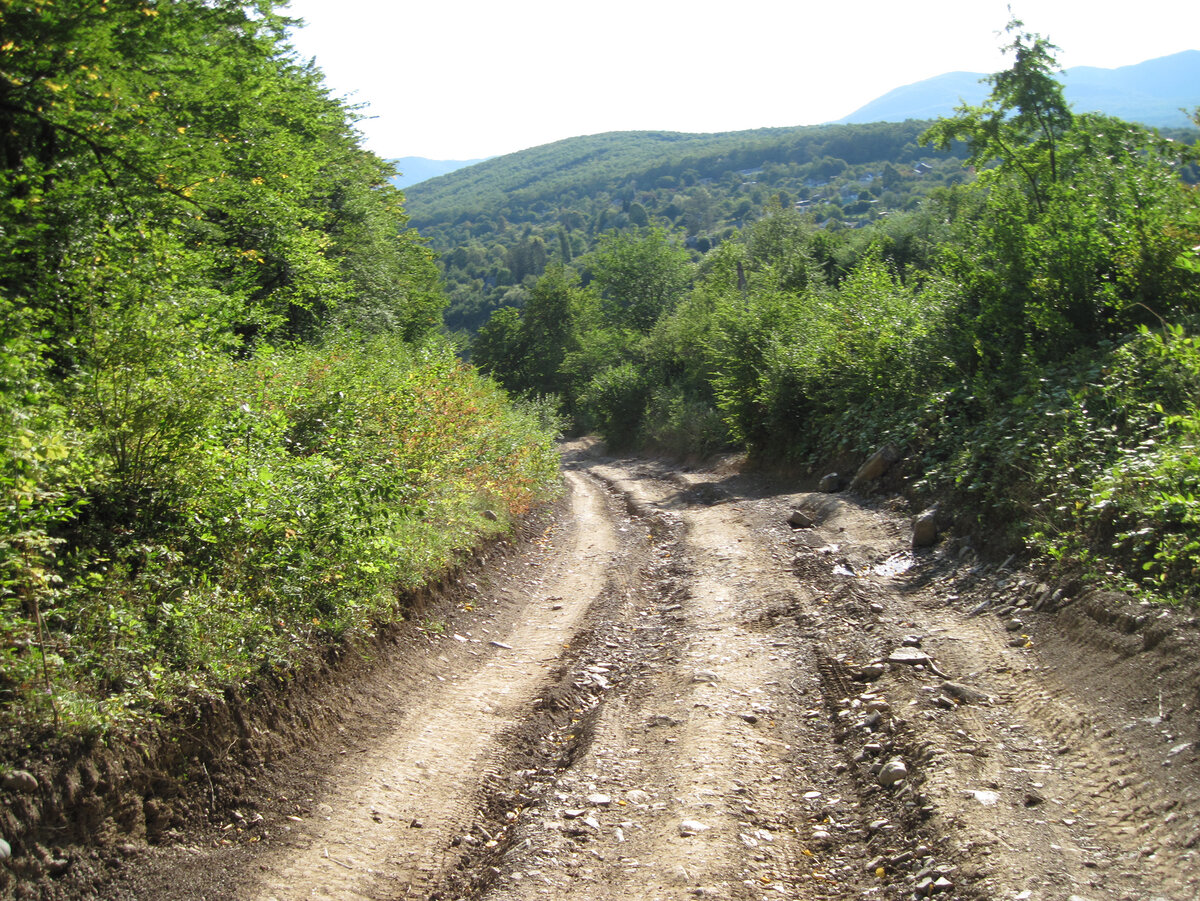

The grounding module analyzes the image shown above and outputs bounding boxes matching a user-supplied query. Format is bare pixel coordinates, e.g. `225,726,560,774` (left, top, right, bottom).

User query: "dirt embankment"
3,441,1198,900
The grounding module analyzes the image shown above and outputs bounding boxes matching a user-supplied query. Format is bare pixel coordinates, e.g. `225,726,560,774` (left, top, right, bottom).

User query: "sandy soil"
32,441,1200,900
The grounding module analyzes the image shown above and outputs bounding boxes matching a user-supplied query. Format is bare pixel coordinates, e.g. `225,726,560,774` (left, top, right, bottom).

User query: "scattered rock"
482,509,499,521
939,681,989,705
878,758,908,787
818,473,842,493
855,662,887,681
678,819,710,836
2,770,38,794
626,790,651,805
1005,619,1024,632
488,640,514,649
0,838,10,861
692,670,720,684
787,509,814,528
649,714,681,727
738,713,758,724
587,793,612,806
810,829,834,846
887,647,931,666
853,444,901,486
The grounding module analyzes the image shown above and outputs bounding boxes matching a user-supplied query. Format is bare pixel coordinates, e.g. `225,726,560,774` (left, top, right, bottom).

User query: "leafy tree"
585,229,693,331
923,16,1072,214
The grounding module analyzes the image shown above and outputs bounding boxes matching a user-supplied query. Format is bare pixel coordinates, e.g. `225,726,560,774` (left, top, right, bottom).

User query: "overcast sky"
281,0,1199,161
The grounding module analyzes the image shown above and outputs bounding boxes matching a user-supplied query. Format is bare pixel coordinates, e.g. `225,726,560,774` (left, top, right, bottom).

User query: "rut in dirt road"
101,444,1200,901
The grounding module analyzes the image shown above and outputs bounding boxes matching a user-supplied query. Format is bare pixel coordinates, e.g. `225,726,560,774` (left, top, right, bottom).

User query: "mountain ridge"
838,50,1199,127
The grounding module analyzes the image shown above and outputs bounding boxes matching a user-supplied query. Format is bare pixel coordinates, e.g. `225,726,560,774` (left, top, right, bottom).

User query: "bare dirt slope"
66,441,1200,900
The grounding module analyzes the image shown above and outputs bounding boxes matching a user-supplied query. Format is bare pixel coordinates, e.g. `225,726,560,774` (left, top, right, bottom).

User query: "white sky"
282,0,1199,161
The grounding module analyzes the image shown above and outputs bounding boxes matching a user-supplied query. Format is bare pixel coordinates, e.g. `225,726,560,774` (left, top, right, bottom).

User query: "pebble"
878,758,909,787
788,509,814,528
1005,619,1024,632
887,647,931,666
0,838,9,861
855,663,886,681
939,681,989,704
587,793,612,806
678,819,710,836
693,670,720,683
626,790,651,804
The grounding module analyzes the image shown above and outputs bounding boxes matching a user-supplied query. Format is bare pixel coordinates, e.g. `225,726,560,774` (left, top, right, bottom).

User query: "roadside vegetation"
0,1,560,744
470,21,1200,605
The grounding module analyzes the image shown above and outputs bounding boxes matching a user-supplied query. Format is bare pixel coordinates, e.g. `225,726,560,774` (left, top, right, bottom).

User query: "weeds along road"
111,440,1200,901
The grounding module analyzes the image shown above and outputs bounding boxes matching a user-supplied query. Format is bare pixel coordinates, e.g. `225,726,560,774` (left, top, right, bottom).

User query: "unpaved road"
98,441,1200,901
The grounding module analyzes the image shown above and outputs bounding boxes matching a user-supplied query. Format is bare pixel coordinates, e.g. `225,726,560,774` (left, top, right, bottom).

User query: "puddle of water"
872,553,914,578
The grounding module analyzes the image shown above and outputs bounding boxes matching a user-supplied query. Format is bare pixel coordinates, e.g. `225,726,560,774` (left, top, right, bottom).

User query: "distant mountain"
388,156,486,190
838,50,1200,129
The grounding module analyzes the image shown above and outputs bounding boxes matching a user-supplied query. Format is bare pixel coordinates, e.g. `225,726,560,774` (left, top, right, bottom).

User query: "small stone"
739,713,758,724
692,670,720,684
887,647,931,666
0,838,10,861
933,694,955,710
587,793,612,806
482,509,499,521
1005,619,1024,632
878,758,908,787
855,663,886,681
613,826,625,842
409,818,424,828
932,876,954,894
679,819,710,836
788,509,814,528
2,770,38,794
649,714,681,727
562,808,586,819
810,829,834,845
488,640,513,649
580,815,601,830
47,858,70,876
939,682,989,705
818,472,842,493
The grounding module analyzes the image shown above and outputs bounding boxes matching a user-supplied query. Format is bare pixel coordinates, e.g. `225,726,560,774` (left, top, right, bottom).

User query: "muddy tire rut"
71,442,1200,900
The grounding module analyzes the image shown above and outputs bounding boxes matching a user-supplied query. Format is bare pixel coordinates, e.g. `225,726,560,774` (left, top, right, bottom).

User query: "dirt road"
103,441,1200,900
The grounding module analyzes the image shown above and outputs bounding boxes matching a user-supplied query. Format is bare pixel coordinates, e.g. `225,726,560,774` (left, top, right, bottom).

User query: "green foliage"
584,229,693,332
0,1,561,740
1,335,561,734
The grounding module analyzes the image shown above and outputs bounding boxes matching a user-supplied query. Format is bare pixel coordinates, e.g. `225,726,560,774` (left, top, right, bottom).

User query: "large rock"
912,508,939,548
852,444,901,487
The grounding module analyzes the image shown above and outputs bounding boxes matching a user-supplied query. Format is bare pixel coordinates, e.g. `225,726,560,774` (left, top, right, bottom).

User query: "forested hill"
406,122,975,334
